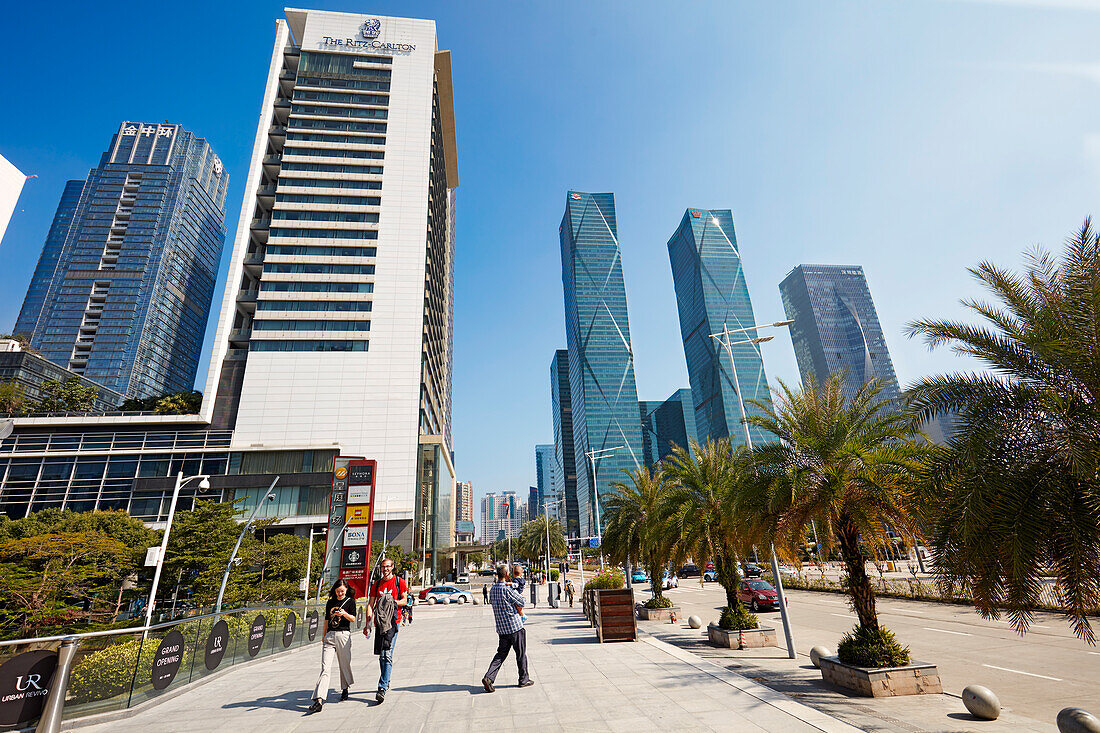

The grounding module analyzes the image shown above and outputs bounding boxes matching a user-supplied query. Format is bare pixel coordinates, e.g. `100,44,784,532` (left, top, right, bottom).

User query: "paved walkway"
72,603,860,732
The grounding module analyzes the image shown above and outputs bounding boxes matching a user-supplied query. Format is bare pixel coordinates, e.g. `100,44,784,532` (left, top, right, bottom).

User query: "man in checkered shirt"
481,564,534,691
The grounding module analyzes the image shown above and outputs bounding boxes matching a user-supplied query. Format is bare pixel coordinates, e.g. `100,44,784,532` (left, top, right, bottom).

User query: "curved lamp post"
215,476,279,613
144,472,211,634
584,445,622,571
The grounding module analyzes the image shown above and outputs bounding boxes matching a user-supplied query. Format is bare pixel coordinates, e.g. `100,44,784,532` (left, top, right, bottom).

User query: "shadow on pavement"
396,683,486,695
221,690,314,712
548,636,598,645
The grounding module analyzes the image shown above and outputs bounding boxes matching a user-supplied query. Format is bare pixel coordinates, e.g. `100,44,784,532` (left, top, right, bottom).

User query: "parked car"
743,562,764,578
702,568,718,582
418,585,474,604
737,579,779,612
659,571,679,590
679,563,699,577
477,568,495,576
631,569,649,583
456,573,470,584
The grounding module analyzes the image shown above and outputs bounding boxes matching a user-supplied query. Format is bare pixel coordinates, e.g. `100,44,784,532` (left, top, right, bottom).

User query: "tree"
163,500,252,608
0,380,27,416
155,390,202,415
663,438,751,611
907,222,1100,642
36,377,98,413
604,466,671,600
516,516,567,567
743,374,928,660
466,551,485,568
1,333,41,356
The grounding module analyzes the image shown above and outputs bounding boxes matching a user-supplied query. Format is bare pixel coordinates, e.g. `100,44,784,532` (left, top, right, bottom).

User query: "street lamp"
543,494,566,583
215,477,279,613
303,525,326,605
709,319,798,659
584,445,622,571
144,472,211,634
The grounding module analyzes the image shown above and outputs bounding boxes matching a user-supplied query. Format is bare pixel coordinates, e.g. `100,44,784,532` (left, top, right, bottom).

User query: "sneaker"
518,680,535,688
340,688,349,701
308,699,323,713
482,676,495,693
375,688,386,703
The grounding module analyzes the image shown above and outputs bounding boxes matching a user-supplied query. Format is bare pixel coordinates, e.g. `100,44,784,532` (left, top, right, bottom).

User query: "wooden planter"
819,656,942,697
707,623,778,649
636,605,681,621
592,589,637,642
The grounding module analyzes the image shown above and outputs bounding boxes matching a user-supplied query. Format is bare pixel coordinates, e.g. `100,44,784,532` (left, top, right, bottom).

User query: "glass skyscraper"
640,388,698,467
560,191,644,537
14,122,228,400
667,208,771,447
551,349,579,538
779,264,900,402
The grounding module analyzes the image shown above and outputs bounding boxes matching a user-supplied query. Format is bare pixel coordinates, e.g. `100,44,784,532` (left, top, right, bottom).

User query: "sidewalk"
71,603,861,732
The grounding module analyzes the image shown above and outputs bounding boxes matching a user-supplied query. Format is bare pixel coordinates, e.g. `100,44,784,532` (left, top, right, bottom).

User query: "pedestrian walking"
308,579,356,713
365,557,408,704
482,565,533,692
482,583,489,604
530,577,538,607
565,579,575,608
403,594,414,626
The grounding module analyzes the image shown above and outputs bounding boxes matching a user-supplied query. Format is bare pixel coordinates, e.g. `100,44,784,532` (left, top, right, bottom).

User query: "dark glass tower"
14,180,85,339
551,349,579,538
640,388,698,467
779,265,900,402
15,122,228,399
668,209,771,447
560,191,644,537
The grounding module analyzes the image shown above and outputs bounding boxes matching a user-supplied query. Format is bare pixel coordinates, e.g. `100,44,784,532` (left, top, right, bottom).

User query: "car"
737,579,779,612
679,563,699,577
630,569,648,583
456,573,470,584
702,569,718,582
418,585,474,604
743,562,764,578
477,568,495,576
659,571,679,590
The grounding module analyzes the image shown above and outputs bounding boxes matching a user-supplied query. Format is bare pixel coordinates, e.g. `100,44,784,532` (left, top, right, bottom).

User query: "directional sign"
589,538,600,548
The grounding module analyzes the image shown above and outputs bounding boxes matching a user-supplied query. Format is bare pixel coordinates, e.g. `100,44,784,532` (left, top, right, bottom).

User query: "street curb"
638,631,865,733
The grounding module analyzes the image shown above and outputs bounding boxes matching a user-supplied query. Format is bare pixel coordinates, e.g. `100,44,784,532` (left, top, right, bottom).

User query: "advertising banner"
338,459,376,597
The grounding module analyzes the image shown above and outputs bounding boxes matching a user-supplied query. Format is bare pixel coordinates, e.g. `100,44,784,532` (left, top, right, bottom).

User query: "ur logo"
359,18,381,39
15,674,42,691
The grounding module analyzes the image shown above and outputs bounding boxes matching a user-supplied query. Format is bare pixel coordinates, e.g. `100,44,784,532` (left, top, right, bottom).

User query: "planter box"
819,655,942,697
707,623,777,649
593,589,637,642
637,606,681,621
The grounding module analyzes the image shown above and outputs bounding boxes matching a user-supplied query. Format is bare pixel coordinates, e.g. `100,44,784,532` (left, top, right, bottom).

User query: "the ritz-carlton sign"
320,17,415,53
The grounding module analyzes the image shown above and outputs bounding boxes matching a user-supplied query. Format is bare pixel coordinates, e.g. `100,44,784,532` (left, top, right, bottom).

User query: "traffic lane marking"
923,627,971,636
982,663,1062,681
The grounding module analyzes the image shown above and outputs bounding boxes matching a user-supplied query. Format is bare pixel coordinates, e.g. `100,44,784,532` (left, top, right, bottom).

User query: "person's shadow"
222,690,314,713
396,683,486,695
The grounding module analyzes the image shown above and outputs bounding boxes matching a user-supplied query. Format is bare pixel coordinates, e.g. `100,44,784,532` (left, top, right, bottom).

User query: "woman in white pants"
309,579,356,712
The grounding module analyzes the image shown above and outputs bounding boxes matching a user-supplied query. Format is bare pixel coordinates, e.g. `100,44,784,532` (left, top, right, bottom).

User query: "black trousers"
485,628,529,684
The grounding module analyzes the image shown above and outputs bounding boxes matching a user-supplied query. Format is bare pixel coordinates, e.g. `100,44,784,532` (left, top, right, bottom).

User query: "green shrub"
643,596,673,609
550,569,559,581
837,625,911,668
583,568,625,591
718,604,759,630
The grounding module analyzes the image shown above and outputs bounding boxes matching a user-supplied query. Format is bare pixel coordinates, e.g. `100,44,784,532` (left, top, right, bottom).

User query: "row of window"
289,119,386,133
249,340,369,352
275,193,380,206
278,177,381,190
259,282,374,293
285,133,385,146
263,263,375,275
253,320,371,331
299,51,391,74
284,147,384,160
272,210,378,223
280,162,384,175
265,244,377,257
256,300,372,312
292,105,388,120
293,90,389,106
268,227,378,240
297,75,389,92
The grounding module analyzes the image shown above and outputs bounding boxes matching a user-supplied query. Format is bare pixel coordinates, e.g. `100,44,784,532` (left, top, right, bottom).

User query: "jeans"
378,627,398,691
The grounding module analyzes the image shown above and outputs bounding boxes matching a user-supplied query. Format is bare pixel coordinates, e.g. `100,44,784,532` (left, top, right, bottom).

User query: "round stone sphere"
962,685,1000,720
1057,708,1100,733
809,646,830,668
687,615,702,629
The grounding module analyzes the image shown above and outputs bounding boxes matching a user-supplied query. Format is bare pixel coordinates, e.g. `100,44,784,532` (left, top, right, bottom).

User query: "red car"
737,579,779,612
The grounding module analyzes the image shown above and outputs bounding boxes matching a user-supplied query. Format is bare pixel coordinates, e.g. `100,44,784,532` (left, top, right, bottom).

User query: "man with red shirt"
365,557,407,703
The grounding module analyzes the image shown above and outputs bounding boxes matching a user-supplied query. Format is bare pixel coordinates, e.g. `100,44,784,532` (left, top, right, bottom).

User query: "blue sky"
2,1,1099,518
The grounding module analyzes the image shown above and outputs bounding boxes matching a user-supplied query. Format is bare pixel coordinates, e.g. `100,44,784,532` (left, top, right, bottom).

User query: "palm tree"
663,438,750,611
907,222,1100,642
517,516,567,568
603,466,671,600
743,374,929,634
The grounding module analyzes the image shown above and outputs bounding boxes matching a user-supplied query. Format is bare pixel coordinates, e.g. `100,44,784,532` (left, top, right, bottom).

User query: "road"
632,575,1097,728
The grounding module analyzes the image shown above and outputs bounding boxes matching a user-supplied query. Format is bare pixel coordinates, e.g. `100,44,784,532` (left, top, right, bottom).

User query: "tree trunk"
838,514,878,631
646,554,663,600
716,550,742,610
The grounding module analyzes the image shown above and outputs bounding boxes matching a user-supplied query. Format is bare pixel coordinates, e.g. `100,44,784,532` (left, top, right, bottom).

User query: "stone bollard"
962,685,1000,720
1058,708,1100,733
688,615,702,629
809,646,830,669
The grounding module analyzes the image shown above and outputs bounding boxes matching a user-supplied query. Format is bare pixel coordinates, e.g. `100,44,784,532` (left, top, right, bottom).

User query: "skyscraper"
201,9,459,556
551,349,579,537
529,486,539,521
534,443,557,519
640,388,699,467
779,265,900,402
455,480,473,523
668,209,771,447
15,123,228,399
560,191,644,537
481,491,522,541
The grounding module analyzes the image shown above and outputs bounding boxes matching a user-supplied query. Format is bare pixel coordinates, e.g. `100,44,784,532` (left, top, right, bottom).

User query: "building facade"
200,10,459,562
779,265,900,402
534,443,558,520
480,491,522,541
640,388,698,468
15,122,228,400
550,349,579,537
560,191,644,537
0,339,123,414
455,480,473,522
668,208,771,448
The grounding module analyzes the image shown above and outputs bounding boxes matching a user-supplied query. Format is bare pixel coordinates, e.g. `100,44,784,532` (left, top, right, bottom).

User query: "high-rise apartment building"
550,349,579,537
200,9,459,555
481,491,522,541
528,486,539,521
640,388,699,467
455,480,473,523
668,209,771,447
779,265,900,402
560,191,644,537
534,443,558,520
14,123,228,399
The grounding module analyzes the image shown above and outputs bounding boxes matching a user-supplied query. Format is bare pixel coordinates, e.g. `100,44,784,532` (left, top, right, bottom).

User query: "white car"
421,585,474,604
457,573,470,584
